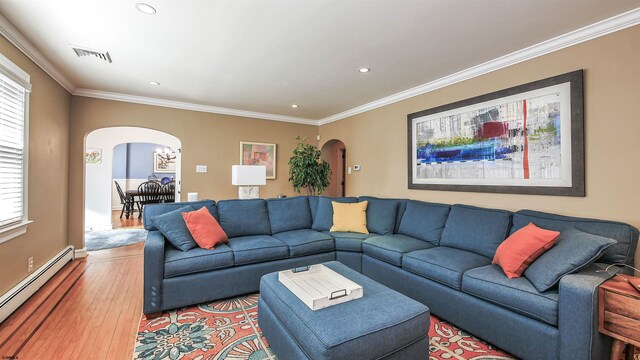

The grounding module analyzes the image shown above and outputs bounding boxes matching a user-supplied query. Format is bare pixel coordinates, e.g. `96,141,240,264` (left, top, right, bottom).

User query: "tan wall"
0,37,71,294
68,97,319,249
320,25,640,266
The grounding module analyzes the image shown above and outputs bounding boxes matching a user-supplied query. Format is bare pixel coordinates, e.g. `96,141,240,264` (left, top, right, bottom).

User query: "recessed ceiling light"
291,104,299,108
135,3,157,15
149,81,160,85
358,67,371,73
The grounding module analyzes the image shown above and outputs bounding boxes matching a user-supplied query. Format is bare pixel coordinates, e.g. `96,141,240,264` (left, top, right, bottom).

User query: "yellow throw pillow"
330,201,369,234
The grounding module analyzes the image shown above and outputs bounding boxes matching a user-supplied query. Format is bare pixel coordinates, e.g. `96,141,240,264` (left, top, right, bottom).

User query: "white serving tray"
278,264,363,310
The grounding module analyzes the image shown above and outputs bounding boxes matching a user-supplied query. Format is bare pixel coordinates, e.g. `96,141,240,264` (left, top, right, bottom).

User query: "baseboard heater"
0,245,75,324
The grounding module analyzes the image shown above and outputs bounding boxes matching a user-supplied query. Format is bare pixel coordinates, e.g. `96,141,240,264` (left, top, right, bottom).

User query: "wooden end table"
599,273,640,360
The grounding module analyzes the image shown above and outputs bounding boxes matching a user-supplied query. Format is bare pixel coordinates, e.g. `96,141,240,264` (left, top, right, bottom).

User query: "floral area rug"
134,294,516,360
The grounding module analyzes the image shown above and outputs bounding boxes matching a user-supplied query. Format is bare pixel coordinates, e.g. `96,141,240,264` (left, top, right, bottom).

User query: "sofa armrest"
143,230,166,314
558,263,613,360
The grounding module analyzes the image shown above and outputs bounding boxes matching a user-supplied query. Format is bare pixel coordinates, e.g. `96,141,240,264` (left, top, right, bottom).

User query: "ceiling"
0,1,639,123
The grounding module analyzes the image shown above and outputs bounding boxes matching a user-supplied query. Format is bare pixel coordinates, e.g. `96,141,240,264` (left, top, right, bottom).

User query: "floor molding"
0,246,74,324
0,243,144,358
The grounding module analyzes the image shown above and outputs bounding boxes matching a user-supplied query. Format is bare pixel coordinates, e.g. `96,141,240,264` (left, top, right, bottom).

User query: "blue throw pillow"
311,197,358,231
143,200,216,231
524,228,617,292
150,205,197,251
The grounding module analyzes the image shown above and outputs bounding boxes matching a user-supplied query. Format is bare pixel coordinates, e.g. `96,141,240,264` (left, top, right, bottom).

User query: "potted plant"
288,136,331,195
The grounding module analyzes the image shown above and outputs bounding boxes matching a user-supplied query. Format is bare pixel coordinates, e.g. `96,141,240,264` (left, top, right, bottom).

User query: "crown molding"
0,12,75,93
73,88,318,125
318,7,640,125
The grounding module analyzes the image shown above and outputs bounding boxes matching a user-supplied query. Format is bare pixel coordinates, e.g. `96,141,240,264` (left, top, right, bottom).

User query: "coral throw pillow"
493,223,560,278
330,201,369,234
182,206,228,250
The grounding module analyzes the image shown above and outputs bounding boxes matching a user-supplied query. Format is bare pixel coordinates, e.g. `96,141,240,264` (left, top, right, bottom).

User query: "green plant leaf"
288,137,332,195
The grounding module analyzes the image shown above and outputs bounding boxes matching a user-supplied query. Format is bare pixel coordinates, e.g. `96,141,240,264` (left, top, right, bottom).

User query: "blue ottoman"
258,261,430,359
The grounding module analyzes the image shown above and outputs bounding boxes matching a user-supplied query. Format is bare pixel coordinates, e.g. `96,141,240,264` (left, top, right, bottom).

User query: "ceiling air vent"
72,46,112,63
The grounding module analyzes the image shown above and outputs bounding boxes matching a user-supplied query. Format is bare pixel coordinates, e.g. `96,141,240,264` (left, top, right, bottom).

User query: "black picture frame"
407,70,584,196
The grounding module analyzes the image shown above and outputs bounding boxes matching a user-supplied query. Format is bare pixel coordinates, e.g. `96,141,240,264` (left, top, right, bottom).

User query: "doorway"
321,139,346,197
83,127,181,251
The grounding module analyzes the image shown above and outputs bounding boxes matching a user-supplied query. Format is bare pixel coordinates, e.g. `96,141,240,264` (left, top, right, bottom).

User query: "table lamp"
232,165,267,199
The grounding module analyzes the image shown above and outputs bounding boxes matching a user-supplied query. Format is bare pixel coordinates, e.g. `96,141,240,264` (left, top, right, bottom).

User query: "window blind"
0,72,26,228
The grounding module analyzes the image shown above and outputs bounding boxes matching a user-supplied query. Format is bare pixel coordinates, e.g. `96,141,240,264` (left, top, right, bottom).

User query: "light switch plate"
196,165,207,173
348,167,352,174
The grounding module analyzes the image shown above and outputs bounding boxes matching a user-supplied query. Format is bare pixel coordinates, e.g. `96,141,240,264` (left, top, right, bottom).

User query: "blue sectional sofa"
143,196,638,360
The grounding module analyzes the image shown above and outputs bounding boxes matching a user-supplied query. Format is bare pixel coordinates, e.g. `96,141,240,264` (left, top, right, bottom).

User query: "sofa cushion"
524,228,617,292
308,196,319,221
227,235,289,265
329,232,376,252
266,197,312,234
164,243,234,278
463,265,559,326
440,205,512,259
358,196,402,235
492,223,559,278
512,209,638,266
144,200,216,231
311,196,358,231
403,247,492,290
394,200,409,234
217,199,271,238
151,205,197,251
330,201,369,233
272,229,335,257
397,200,450,246
362,234,434,267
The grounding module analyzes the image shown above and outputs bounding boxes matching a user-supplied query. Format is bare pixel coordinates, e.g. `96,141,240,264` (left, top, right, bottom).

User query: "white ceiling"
0,0,639,123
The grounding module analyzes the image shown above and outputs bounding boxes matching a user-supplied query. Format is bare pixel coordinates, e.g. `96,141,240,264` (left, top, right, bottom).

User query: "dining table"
125,189,175,218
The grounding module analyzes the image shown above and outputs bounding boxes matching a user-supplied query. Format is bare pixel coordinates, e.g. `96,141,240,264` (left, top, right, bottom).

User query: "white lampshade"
232,165,267,185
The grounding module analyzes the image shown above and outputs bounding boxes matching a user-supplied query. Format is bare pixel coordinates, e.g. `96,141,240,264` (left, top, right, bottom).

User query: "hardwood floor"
0,243,144,360
111,209,144,229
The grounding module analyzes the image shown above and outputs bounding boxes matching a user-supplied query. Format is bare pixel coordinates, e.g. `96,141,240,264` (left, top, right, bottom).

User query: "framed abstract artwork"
154,152,177,173
408,70,584,196
240,141,276,179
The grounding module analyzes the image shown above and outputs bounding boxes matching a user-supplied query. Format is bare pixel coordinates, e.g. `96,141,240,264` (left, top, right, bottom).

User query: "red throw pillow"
182,206,228,250
493,223,560,279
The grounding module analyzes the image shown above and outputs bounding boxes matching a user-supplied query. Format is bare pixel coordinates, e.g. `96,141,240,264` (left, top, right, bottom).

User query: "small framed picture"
240,141,276,179
85,148,102,164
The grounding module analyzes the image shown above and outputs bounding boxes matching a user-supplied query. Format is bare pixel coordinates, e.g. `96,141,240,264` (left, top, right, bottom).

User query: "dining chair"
114,181,135,219
137,180,163,218
161,181,176,203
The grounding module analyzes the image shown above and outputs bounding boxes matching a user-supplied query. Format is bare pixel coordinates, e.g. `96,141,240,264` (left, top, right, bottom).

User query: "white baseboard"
74,247,88,258
0,245,75,324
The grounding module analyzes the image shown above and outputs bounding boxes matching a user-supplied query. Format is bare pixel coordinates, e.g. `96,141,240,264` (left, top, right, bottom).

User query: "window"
0,53,31,244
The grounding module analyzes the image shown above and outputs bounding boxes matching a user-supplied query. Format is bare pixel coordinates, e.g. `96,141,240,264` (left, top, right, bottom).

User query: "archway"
83,127,181,250
321,139,346,197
